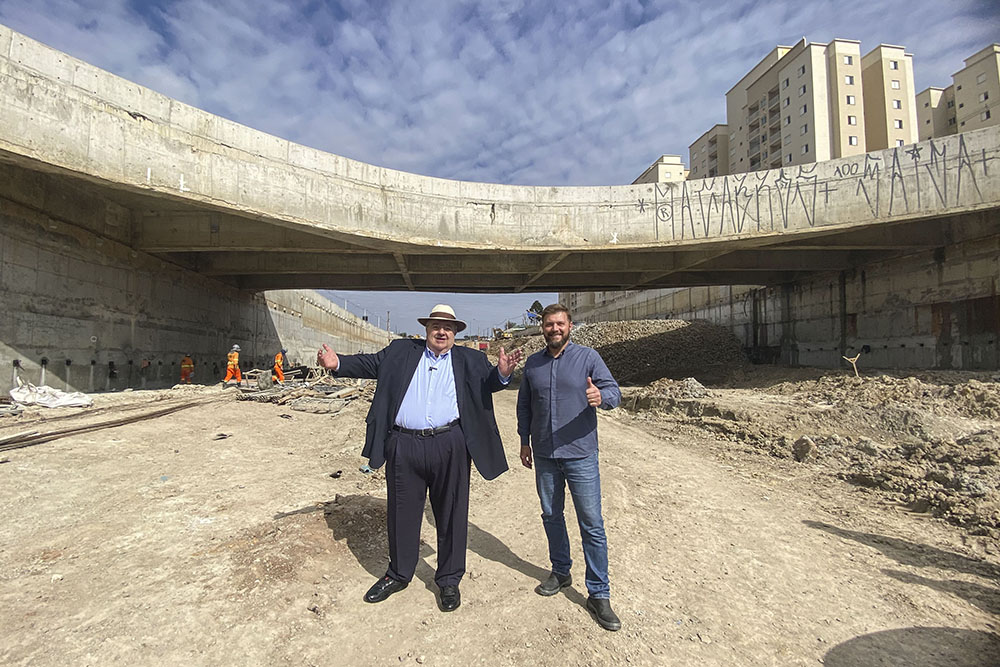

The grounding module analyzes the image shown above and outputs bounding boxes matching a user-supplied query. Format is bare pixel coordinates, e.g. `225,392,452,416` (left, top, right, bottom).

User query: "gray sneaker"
586,597,622,631
535,571,572,596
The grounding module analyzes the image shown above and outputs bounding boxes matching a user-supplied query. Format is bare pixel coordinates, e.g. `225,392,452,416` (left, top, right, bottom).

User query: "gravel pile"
491,319,746,386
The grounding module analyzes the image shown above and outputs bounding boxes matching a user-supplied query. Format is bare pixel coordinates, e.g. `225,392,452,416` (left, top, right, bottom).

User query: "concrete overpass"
1,25,999,295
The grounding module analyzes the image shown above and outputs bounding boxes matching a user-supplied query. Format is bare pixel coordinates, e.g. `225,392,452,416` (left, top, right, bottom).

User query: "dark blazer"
335,339,510,480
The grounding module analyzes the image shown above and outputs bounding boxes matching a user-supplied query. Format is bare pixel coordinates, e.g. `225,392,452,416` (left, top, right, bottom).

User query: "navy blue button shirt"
516,342,621,459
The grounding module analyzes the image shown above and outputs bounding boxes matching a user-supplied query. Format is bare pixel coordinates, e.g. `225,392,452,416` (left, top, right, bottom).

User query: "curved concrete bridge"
1,25,999,293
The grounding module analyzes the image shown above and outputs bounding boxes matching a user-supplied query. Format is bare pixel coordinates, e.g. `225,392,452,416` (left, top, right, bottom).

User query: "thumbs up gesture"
586,376,602,407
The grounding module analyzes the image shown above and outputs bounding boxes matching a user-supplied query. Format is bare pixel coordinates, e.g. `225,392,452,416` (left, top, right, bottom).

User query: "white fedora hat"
417,304,468,332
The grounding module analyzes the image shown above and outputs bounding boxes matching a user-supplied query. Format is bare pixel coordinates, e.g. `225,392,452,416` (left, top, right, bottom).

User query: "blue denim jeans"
534,452,610,598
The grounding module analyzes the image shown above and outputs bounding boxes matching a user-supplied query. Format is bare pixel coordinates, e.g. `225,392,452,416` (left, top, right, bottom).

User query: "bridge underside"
3,152,994,294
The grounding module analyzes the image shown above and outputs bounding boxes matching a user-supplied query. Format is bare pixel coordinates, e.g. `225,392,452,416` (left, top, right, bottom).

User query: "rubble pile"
234,377,374,413
625,369,1000,538
493,319,746,385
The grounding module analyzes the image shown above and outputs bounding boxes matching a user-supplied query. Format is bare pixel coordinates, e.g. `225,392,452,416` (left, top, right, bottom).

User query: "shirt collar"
424,345,452,362
545,341,574,358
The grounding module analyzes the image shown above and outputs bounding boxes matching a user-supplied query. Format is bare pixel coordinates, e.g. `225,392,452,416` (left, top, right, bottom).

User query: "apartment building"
688,125,729,179
690,38,916,178
861,45,918,149
918,44,999,140
632,154,688,184
916,87,957,140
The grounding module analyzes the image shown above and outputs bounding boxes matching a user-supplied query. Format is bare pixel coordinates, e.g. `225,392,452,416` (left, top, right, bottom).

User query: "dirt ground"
1,365,998,666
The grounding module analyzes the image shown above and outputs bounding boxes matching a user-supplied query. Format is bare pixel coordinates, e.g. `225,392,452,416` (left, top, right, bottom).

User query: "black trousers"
384,425,471,587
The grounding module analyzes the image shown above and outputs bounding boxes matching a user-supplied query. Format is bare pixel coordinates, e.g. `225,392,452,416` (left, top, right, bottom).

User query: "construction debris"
234,374,373,411
493,319,747,385
9,379,93,408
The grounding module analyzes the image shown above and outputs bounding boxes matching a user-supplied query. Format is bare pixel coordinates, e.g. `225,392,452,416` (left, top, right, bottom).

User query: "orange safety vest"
274,352,283,367
227,351,239,368
181,356,194,370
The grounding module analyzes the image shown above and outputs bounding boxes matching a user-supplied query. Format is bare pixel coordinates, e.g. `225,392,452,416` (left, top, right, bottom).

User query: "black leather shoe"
586,597,621,631
439,585,461,612
535,571,572,596
364,575,407,603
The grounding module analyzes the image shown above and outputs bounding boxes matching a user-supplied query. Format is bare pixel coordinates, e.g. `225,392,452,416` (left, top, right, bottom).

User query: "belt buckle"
418,427,434,437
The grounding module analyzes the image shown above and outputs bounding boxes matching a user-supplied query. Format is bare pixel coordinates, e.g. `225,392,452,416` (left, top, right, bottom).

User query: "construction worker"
180,354,195,384
223,344,242,385
272,348,287,384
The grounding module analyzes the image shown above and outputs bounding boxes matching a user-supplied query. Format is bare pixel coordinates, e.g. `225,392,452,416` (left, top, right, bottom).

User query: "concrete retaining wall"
0,199,391,395
573,223,1000,370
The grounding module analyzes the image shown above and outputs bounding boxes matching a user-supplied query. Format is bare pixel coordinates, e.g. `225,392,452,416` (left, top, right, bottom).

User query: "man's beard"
545,331,570,349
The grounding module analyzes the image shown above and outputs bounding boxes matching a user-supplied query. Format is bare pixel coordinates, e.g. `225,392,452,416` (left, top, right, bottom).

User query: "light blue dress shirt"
395,347,460,429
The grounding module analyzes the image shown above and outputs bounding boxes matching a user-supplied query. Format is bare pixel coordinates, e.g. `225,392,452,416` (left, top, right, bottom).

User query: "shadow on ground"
804,520,1000,580
824,627,1000,666
276,494,587,607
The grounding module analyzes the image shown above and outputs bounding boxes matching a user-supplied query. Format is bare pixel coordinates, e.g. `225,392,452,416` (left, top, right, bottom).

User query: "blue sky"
1,0,997,333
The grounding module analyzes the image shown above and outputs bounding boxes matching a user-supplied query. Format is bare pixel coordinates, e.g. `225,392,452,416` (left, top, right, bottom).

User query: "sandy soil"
0,377,998,666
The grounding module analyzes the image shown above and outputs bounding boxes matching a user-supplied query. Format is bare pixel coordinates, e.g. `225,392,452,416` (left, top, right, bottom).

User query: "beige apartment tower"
720,38,871,175
689,38,921,179
688,125,729,179
632,155,688,184
861,45,918,149
916,44,999,141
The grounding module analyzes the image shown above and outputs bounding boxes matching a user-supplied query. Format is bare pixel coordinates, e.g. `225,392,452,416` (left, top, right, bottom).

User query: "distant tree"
529,300,544,315
505,320,517,330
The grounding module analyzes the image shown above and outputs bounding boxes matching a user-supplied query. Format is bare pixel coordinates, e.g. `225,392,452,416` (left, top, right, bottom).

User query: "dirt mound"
492,319,746,386
625,369,1000,538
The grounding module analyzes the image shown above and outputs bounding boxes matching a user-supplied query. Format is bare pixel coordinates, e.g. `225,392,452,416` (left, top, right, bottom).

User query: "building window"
783,97,789,107
846,95,855,105
896,139,905,146
948,117,956,125
984,110,993,121
980,91,990,102
786,154,793,163
926,119,931,124
924,101,929,107
957,85,963,91
801,144,809,154
800,104,808,115
799,84,807,95
845,75,854,85
782,78,789,88
848,135,858,146
891,80,900,89
893,99,902,109
847,115,857,125
889,60,899,70
844,55,853,65
798,64,806,76
894,119,903,129
947,100,955,108
977,72,987,84
959,103,964,108
800,124,808,135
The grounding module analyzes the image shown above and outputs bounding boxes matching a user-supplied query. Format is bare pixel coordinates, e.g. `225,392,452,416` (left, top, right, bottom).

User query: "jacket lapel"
452,347,466,416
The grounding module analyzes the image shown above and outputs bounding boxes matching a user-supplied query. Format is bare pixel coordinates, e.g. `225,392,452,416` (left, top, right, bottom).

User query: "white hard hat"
232,344,241,351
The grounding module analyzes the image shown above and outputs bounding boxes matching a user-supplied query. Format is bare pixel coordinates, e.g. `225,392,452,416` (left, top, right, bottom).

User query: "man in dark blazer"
317,304,522,611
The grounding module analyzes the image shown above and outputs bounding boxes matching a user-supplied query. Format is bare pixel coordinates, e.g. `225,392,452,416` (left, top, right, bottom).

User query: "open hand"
586,376,602,407
497,347,523,377
317,343,339,370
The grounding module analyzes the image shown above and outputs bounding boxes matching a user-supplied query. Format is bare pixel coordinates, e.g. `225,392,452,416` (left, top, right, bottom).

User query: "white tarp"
9,379,93,408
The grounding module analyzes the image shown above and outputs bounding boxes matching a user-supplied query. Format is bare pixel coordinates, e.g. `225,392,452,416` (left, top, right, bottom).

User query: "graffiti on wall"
644,133,995,242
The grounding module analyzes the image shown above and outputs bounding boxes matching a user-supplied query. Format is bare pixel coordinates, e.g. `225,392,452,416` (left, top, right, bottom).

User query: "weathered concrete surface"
0,24,998,293
0,198,390,395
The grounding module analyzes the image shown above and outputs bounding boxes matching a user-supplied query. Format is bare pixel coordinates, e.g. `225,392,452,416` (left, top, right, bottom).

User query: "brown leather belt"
392,419,460,437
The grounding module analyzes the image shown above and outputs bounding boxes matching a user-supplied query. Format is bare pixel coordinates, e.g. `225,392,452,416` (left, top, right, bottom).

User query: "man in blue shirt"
516,303,622,631
318,305,521,612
